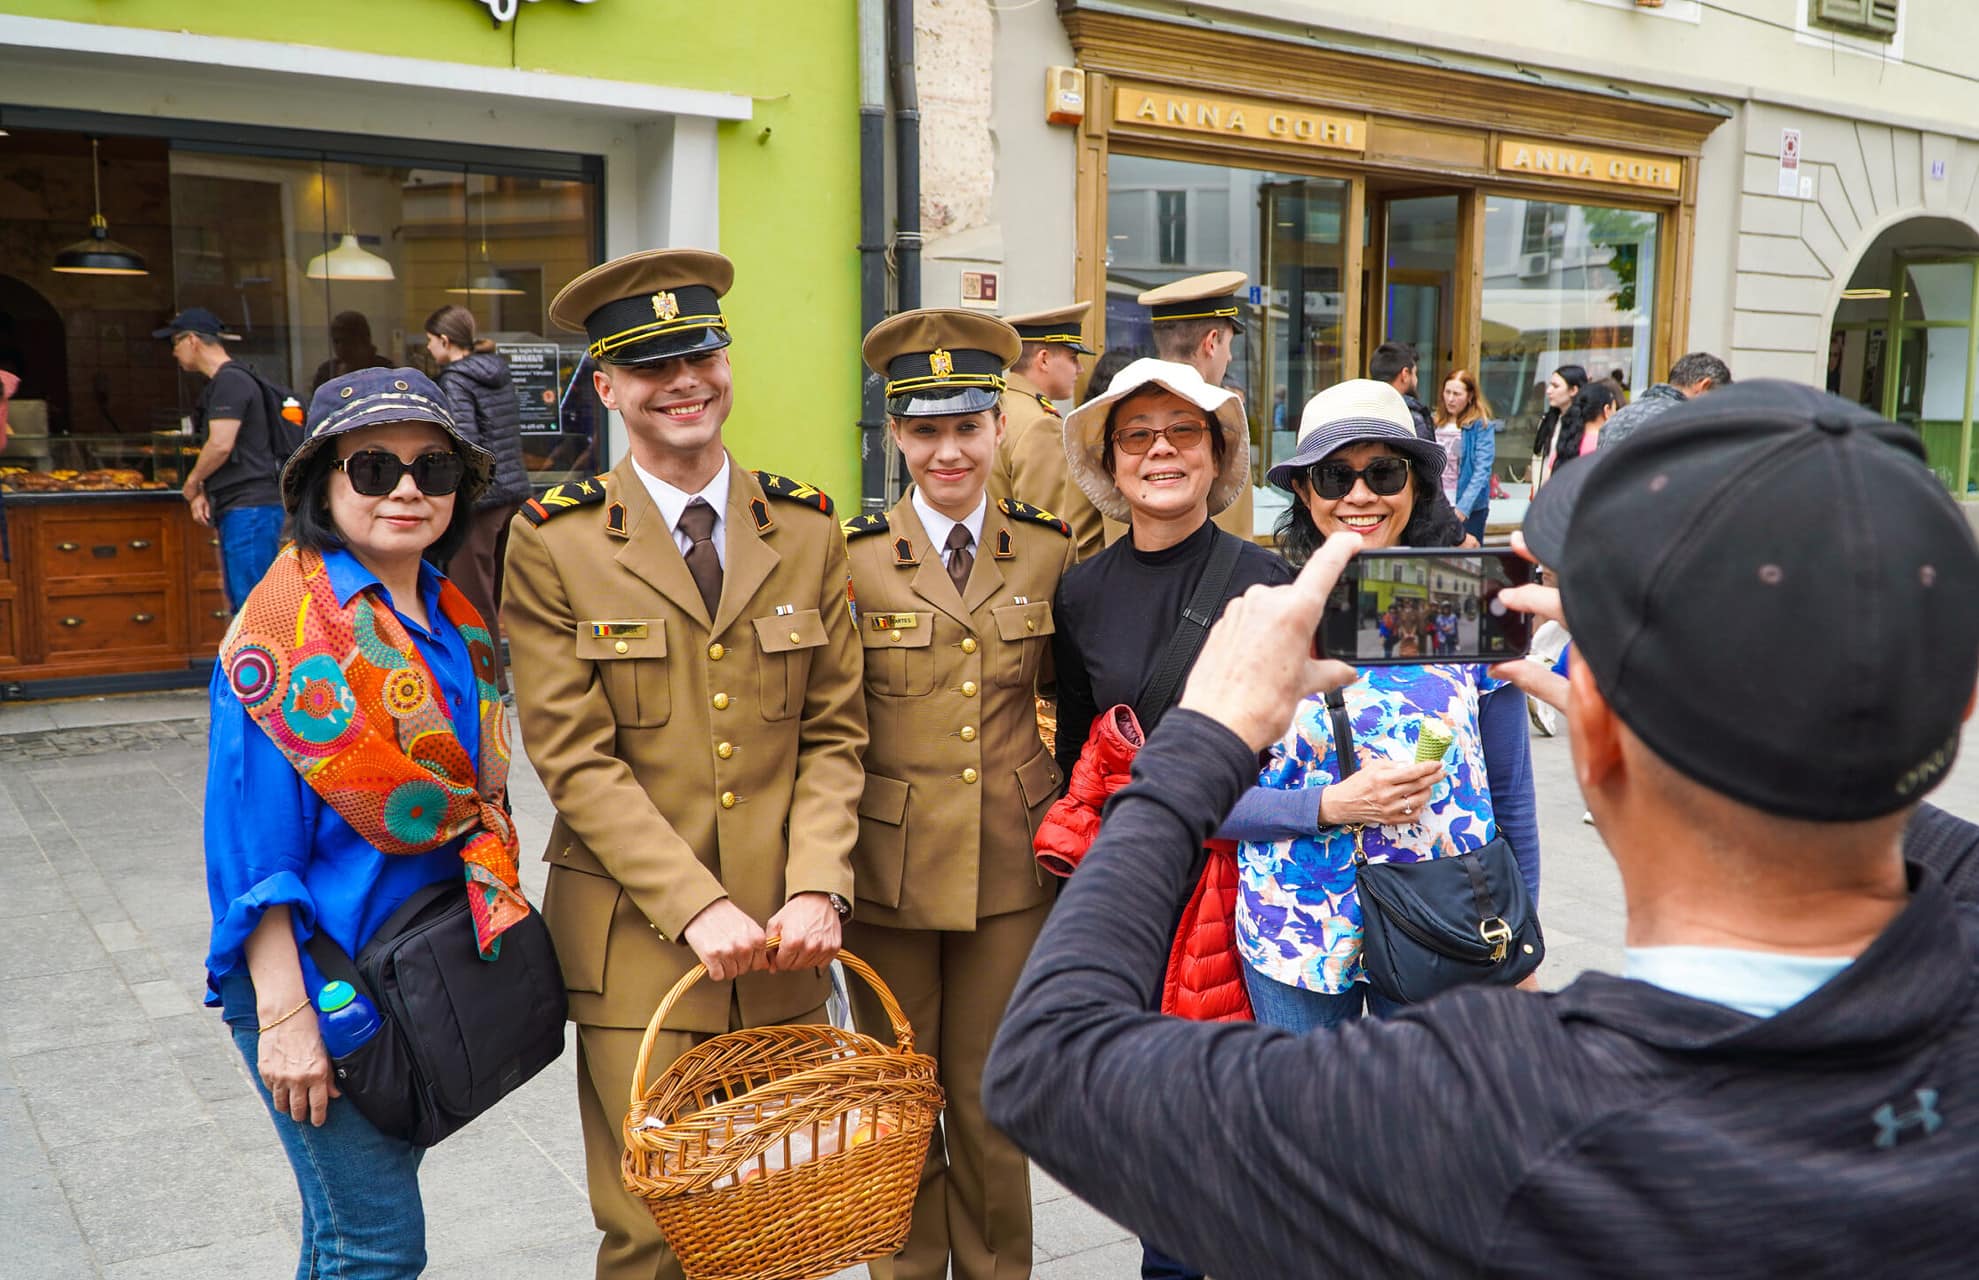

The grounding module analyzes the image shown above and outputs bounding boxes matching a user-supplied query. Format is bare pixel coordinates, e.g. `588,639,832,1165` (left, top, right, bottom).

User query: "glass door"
1882,254,1979,494
1257,178,1351,474
1370,193,1461,393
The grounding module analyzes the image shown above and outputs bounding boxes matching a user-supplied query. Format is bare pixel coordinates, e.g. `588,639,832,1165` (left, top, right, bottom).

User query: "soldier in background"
503,249,865,1280
1135,272,1257,543
991,302,1104,560
844,308,1074,1280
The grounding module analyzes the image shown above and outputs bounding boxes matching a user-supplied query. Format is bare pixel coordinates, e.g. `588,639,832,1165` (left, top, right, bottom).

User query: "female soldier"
843,309,1076,1280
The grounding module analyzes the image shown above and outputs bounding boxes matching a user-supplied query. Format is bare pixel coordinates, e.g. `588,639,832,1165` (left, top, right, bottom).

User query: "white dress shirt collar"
632,455,731,566
911,489,987,565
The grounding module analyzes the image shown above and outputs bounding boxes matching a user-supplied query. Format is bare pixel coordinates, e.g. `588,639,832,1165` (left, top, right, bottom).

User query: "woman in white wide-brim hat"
1050,357,1319,1280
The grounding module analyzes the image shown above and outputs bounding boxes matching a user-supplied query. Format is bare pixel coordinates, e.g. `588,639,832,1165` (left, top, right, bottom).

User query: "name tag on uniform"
588,621,650,639
867,612,918,632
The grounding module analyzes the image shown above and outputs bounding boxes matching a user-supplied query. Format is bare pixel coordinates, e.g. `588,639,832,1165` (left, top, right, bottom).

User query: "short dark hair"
1101,384,1228,480
1082,347,1143,405
1369,342,1419,386
1152,317,1231,363
288,440,475,565
1668,351,1732,389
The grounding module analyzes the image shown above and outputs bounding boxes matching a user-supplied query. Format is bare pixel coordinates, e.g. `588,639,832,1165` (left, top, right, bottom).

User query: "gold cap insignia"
929,348,954,377
651,291,680,321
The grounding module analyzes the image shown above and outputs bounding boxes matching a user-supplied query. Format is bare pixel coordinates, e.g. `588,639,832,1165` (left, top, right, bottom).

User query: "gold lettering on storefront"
1117,86,1365,152
1497,140,1683,191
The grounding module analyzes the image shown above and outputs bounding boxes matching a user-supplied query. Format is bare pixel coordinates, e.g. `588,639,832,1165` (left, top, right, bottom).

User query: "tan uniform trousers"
846,900,1053,1280
576,1001,829,1280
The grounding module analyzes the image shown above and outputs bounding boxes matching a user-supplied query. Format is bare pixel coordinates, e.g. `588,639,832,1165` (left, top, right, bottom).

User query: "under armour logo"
1872,1090,1943,1149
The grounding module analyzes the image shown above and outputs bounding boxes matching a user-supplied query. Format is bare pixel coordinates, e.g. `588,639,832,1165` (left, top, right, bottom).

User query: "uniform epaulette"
842,512,890,539
754,471,835,517
1035,392,1061,418
998,497,1071,537
521,475,609,525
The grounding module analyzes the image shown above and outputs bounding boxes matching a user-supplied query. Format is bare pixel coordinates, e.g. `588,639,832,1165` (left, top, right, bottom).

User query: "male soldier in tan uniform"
503,249,866,1280
990,303,1103,560
1135,271,1257,543
842,309,1073,1280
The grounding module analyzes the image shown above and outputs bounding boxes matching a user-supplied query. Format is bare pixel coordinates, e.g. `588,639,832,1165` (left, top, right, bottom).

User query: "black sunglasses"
334,449,466,497
1308,455,1412,500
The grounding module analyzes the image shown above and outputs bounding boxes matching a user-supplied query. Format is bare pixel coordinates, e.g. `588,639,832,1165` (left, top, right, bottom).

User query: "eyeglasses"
1307,456,1412,500
334,449,466,497
1112,421,1210,455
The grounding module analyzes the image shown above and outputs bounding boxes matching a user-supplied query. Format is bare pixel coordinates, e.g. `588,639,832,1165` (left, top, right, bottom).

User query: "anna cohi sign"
1114,86,1366,152
1497,140,1683,191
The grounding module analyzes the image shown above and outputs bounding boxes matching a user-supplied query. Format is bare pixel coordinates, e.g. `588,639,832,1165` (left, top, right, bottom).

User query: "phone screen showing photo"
1318,548,1535,665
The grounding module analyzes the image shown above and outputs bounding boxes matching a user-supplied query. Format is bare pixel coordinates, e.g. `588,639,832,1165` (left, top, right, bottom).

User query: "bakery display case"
0,431,196,495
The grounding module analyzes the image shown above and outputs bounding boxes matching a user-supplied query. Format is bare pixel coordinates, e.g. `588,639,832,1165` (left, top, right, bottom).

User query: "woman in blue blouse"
1240,379,1540,1029
204,367,499,1278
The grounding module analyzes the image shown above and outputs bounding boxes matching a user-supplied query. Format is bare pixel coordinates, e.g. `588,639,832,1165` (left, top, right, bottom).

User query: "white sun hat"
1061,357,1252,523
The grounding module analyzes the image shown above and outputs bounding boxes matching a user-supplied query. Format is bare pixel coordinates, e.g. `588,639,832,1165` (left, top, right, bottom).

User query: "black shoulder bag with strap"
305,882,567,1148
1324,689,1543,1004
1133,528,1244,733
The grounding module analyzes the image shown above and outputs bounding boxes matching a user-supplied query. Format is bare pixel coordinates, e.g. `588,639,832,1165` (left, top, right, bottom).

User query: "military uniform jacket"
844,494,1074,932
992,371,1104,560
503,454,867,1033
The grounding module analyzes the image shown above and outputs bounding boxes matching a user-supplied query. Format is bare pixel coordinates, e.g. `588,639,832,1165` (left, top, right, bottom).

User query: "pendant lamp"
52,138,149,276
446,180,523,295
306,163,396,282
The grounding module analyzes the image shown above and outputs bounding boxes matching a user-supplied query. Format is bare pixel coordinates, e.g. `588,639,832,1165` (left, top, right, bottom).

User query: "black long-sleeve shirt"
1050,520,1293,778
985,709,1979,1278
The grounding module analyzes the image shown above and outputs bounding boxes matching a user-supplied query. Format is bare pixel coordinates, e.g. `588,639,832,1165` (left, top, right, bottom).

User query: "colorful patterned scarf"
221,545,527,958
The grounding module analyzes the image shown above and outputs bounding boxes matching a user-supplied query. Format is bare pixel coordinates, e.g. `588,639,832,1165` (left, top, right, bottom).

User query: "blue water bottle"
315,980,381,1059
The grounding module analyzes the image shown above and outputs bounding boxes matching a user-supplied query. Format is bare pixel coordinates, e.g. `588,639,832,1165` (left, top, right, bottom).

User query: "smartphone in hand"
1317,547,1536,666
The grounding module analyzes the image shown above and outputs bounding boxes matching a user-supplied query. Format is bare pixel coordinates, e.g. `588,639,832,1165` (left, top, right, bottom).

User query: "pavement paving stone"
0,965,153,1058
0,908,110,980
12,1039,208,1155
98,1231,298,1280
46,1121,271,1266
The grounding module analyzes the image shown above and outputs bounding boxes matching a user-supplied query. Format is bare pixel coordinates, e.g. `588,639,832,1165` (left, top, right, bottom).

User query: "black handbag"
1325,690,1543,1004
306,881,568,1147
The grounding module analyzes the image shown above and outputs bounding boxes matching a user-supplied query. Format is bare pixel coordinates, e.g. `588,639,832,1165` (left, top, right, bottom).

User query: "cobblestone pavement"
3,690,1974,1279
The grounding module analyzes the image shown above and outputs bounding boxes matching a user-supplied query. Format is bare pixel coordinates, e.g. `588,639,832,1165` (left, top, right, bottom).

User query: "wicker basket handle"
629,936,918,1110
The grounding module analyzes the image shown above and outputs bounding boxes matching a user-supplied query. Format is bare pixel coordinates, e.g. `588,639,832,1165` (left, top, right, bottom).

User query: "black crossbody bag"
1325,690,1543,1004
306,882,567,1148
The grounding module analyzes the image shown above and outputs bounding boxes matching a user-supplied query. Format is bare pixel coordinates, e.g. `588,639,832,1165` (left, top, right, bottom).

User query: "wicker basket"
621,946,944,1280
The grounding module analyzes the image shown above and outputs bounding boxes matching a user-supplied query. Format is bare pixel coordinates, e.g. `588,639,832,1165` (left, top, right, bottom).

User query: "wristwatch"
827,892,852,921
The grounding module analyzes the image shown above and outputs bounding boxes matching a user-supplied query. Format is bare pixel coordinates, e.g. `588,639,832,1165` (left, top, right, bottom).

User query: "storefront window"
0,124,603,497
1478,197,1658,476
1107,154,1350,483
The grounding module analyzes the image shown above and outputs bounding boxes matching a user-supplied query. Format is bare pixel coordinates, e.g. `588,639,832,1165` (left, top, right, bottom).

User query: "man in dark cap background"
982,382,1979,1277
502,248,865,1280
160,307,284,609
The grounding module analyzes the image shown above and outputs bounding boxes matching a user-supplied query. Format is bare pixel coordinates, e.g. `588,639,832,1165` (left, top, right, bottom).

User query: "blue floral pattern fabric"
1238,663,1501,993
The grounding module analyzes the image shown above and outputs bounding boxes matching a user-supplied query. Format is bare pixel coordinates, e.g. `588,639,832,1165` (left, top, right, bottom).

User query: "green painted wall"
1,0,865,504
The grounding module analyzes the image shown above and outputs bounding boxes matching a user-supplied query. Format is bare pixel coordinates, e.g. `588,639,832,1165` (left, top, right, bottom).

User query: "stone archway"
0,274,69,437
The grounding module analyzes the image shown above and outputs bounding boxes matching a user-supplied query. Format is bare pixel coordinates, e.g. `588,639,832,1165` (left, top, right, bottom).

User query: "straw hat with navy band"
1062,357,1251,523
282,366,493,512
1267,379,1447,495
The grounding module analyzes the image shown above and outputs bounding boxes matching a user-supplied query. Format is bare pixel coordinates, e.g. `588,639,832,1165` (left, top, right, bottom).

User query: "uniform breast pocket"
752,609,829,721
576,623,671,727
858,614,936,697
991,600,1055,689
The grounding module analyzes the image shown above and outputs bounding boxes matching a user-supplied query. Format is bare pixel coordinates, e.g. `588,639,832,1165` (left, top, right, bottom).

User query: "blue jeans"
217,503,284,610
222,976,426,1279
1243,965,1402,1032
1464,504,1490,542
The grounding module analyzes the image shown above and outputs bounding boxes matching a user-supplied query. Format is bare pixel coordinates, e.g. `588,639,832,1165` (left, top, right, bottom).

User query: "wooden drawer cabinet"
43,588,173,655
38,511,174,583
193,589,234,648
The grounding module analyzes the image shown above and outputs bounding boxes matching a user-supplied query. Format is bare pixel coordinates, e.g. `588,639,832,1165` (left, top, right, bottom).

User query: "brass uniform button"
712,692,730,710
890,629,902,643
959,725,977,742
789,630,802,644
961,680,977,697
716,741,734,759
960,637,977,654
720,791,737,809
1025,619,1037,632
709,643,725,661
962,768,979,784
613,640,629,654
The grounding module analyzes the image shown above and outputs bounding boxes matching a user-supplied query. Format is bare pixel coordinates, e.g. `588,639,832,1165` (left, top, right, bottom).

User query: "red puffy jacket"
1032,706,1253,1024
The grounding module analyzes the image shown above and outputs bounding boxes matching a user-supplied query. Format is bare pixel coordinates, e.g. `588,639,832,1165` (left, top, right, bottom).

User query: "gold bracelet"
257,997,312,1035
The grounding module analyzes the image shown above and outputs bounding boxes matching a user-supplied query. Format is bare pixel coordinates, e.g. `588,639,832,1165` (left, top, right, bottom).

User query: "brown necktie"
678,498,722,617
945,523,974,597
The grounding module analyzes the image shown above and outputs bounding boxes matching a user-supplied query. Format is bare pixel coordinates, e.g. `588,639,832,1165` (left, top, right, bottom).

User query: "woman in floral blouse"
1242,379,1540,1028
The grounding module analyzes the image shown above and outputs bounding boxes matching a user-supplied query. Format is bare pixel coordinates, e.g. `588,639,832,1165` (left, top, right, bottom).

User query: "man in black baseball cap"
979,381,1979,1276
